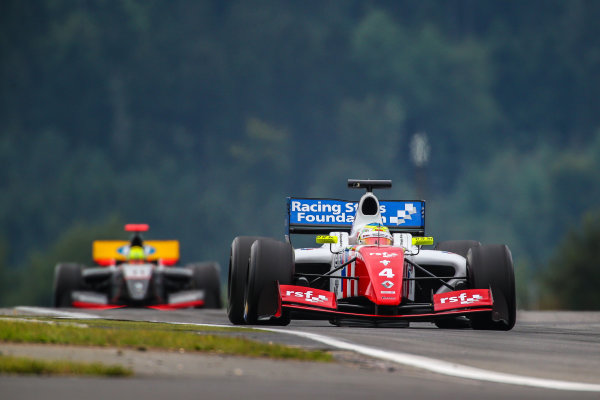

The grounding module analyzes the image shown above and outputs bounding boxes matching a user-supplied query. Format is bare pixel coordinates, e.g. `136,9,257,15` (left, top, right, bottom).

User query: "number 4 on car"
227,179,516,330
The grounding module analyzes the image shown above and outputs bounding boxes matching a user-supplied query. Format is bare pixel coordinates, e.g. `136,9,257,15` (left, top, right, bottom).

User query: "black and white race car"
227,179,516,329
53,224,221,309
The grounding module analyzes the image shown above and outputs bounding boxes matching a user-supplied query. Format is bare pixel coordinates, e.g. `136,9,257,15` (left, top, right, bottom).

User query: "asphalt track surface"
2,308,600,399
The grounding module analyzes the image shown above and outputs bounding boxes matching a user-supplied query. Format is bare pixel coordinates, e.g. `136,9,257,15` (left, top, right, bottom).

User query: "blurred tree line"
1,0,599,308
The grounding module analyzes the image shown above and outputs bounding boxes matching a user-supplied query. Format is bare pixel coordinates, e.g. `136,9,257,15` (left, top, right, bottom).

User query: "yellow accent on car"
93,240,180,262
128,245,145,260
412,236,434,246
316,235,338,244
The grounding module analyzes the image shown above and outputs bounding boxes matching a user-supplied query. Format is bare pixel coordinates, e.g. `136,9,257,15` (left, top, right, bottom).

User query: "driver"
127,245,146,263
358,223,393,246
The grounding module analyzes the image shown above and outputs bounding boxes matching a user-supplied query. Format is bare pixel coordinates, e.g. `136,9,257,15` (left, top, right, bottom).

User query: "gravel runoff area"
0,309,405,380
0,342,416,381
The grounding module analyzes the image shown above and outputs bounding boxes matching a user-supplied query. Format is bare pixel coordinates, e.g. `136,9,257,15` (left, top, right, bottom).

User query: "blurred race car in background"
53,224,221,309
227,179,516,330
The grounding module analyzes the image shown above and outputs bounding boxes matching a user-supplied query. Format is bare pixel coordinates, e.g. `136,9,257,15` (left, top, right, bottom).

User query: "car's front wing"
70,289,205,310
278,284,493,321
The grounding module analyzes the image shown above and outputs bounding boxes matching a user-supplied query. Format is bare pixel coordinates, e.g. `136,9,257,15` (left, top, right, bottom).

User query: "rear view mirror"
316,235,338,244
412,236,434,246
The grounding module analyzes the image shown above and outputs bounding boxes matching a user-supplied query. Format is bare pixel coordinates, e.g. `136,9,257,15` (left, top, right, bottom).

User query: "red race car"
227,179,515,330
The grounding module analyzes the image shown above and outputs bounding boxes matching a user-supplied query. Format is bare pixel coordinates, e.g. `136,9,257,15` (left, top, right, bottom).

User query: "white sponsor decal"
291,201,357,224
291,201,343,214
382,281,394,289
379,268,395,278
381,291,396,294
439,292,483,305
285,290,329,304
291,201,386,215
369,252,398,258
295,212,354,224
379,260,391,266
123,265,152,279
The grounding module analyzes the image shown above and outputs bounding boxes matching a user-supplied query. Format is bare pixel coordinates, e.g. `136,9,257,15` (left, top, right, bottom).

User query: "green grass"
0,317,332,362
60,318,254,333
0,355,132,377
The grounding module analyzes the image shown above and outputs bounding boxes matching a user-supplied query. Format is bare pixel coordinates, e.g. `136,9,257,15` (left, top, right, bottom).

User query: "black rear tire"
53,263,83,307
227,236,268,324
244,239,294,325
190,262,222,309
467,244,516,330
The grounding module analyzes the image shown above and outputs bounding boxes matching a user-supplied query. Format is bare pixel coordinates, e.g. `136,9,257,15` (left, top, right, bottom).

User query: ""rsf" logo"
285,290,329,303
439,292,483,305
369,252,398,258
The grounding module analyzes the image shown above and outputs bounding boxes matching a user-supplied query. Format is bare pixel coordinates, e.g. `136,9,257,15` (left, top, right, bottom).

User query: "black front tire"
53,263,83,307
467,244,516,330
227,236,268,324
190,262,222,309
244,238,294,325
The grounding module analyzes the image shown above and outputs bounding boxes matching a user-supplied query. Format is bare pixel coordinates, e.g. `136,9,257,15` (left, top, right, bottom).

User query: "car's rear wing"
93,240,180,266
286,197,425,236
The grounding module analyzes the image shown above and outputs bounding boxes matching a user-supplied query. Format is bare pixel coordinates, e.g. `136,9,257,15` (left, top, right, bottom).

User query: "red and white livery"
227,179,516,330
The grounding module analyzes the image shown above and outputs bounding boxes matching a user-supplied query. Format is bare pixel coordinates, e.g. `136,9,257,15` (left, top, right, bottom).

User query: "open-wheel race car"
53,224,222,309
227,179,516,330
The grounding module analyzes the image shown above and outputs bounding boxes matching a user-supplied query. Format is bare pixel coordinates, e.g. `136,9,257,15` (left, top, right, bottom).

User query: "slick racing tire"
467,244,516,331
227,236,269,324
190,262,222,309
433,241,480,329
53,263,83,307
244,238,294,325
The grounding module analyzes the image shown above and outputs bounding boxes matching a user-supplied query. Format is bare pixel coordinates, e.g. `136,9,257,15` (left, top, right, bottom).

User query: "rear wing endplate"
287,197,425,236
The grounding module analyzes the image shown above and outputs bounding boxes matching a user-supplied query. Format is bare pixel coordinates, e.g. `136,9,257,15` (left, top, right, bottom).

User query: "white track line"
15,306,101,319
257,327,600,393
14,307,600,392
